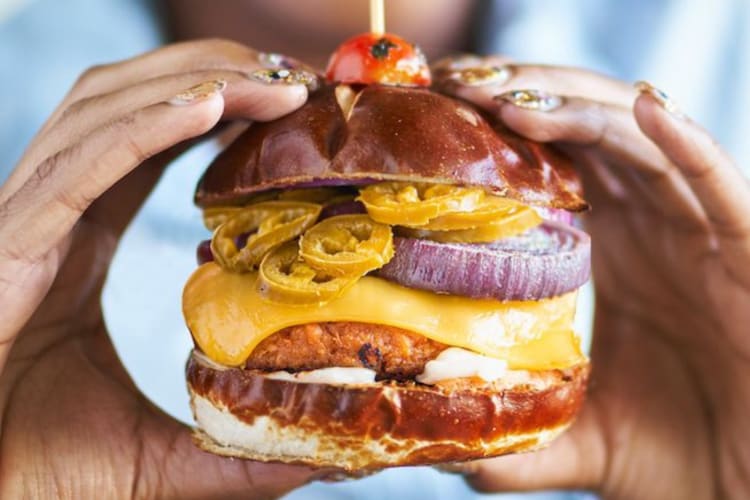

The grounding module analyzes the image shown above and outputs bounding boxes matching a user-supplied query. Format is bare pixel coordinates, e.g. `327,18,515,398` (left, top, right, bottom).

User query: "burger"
182,33,591,471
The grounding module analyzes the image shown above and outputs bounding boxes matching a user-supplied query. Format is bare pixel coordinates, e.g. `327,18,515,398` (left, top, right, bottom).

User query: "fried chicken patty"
244,322,448,380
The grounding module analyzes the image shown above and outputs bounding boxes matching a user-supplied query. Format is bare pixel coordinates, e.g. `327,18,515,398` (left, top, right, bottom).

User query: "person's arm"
0,39,328,499
435,59,750,499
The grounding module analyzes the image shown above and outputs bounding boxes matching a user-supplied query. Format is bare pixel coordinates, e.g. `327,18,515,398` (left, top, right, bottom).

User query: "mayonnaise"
266,366,377,385
416,347,509,385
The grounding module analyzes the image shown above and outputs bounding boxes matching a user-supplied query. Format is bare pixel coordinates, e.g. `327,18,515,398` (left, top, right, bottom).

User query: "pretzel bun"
187,351,589,471
195,84,587,210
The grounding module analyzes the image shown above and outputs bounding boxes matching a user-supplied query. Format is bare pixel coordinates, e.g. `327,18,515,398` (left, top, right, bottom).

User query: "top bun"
195,84,587,210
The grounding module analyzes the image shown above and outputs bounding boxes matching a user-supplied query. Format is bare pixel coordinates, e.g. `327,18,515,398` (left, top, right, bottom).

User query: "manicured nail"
432,54,484,72
634,80,684,118
445,65,512,86
168,79,227,105
495,89,563,111
248,68,319,91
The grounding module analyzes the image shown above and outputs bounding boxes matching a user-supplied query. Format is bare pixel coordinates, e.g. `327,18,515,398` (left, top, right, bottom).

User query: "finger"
633,82,750,272
436,61,635,111
0,82,225,358
1,65,313,207
31,39,308,150
442,399,606,493
432,53,514,74
145,420,323,499
496,90,707,224
22,69,312,174
62,39,299,112
0,82,225,261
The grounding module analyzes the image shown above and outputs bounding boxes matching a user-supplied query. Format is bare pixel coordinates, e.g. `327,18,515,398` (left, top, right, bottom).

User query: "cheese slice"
183,262,585,370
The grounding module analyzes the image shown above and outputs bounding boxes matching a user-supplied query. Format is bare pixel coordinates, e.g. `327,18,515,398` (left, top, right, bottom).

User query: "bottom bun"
186,350,589,471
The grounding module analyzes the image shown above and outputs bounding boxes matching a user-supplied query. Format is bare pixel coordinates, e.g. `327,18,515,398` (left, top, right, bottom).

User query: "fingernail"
432,54,485,72
168,79,227,105
248,68,319,91
634,80,685,118
445,65,512,87
495,89,564,112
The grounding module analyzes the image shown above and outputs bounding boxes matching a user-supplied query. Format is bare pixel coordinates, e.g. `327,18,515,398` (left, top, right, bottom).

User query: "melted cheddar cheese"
183,262,586,370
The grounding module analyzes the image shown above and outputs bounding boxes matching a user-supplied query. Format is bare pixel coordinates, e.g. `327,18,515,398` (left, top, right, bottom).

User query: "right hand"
434,56,750,499
0,39,324,499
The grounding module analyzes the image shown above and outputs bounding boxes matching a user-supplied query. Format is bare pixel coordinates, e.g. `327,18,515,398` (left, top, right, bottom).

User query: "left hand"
0,40,325,499
433,57,750,498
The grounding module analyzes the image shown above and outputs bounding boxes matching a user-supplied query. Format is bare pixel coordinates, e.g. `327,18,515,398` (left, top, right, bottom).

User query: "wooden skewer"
370,0,385,35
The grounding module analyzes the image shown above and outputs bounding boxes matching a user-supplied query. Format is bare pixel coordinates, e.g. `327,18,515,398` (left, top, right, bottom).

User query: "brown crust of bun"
195,85,587,211
187,351,590,470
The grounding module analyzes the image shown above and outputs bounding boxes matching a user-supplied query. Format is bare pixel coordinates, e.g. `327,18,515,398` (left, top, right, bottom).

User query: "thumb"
440,399,606,493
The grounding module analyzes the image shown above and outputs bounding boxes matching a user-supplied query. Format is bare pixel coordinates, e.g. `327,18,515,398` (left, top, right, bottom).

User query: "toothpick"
370,0,385,36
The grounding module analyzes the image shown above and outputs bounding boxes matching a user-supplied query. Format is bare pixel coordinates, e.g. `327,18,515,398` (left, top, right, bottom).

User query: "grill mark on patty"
244,322,448,381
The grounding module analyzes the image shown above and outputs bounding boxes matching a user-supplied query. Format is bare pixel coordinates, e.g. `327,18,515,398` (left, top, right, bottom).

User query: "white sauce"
260,348,509,386
266,366,377,385
416,347,509,385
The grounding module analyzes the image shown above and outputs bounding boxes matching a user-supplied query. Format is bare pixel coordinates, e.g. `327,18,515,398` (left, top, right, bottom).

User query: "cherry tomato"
325,32,431,87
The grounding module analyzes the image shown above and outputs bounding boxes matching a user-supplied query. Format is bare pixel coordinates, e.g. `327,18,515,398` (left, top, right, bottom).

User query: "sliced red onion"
377,222,590,301
197,240,213,265
535,207,575,226
319,200,366,219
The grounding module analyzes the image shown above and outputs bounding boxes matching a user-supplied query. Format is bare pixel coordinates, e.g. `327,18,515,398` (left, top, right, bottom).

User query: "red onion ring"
376,222,590,301
535,207,575,226
319,200,366,219
197,240,214,265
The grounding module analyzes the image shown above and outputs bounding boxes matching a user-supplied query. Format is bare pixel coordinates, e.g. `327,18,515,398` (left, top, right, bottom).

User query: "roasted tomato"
325,32,431,86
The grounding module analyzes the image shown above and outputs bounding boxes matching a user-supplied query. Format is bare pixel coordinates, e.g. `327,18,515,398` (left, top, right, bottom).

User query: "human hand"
0,39,326,499
434,57,750,499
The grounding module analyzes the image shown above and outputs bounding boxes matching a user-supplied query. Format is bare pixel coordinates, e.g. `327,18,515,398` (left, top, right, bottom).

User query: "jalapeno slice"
419,196,529,230
258,240,358,304
203,206,244,231
299,214,394,276
357,182,485,225
400,205,543,243
202,190,283,229
211,201,321,272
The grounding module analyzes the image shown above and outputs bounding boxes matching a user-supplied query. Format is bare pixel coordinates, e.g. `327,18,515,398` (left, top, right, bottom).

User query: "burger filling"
184,183,589,387
245,322,446,381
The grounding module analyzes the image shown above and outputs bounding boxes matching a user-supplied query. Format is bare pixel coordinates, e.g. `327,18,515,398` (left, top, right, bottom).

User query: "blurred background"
1,1,748,499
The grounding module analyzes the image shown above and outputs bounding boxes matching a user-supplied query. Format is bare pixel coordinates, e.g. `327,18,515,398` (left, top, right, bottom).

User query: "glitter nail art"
249,68,319,91
495,89,564,112
446,65,512,87
168,79,227,105
634,81,684,118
